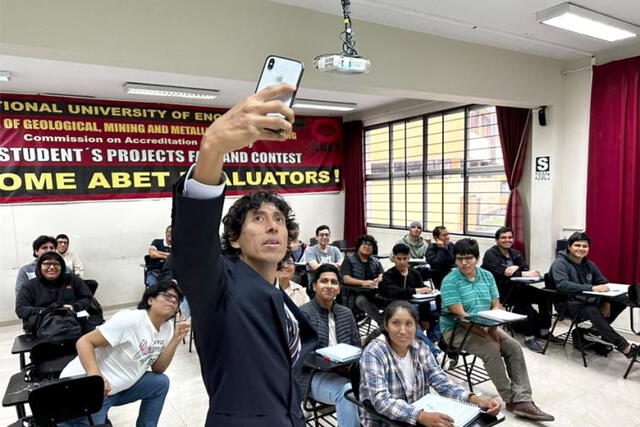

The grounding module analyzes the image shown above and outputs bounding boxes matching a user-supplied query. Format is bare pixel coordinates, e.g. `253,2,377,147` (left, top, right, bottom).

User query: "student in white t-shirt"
60,280,190,426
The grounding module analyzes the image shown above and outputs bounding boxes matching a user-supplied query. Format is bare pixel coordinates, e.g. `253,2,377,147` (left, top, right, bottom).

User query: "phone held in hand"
255,55,304,133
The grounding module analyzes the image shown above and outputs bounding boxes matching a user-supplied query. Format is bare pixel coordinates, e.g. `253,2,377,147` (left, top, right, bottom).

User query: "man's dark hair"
494,226,513,240
137,280,183,310
432,226,447,239
32,235,57,257
221,191,296,255
392,243,411,256
315,225,330,236
453,238,480,259
567,231,591,247
355,234,378,254
311,263,342,286
56,234,69,242
289,222,300,241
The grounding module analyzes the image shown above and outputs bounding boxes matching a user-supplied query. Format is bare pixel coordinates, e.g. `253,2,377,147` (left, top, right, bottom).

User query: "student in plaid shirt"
360,301,500,427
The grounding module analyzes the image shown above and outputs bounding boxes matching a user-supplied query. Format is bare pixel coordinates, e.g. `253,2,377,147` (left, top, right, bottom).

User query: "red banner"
0,94,343,204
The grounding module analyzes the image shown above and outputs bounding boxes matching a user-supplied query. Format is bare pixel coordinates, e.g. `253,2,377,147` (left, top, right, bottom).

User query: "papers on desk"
510,276,542,282
583,283,629,297
410,258,426,263
476,309,527,322
412,393,480,427
315,343,362,363
76,310,89,318
412,290,441,299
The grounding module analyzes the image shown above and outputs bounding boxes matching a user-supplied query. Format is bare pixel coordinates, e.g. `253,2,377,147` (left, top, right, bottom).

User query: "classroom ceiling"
272,0,640,59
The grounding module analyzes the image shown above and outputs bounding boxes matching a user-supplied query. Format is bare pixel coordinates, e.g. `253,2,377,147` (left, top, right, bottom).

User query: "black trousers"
566,296,628,350
500,283,552,337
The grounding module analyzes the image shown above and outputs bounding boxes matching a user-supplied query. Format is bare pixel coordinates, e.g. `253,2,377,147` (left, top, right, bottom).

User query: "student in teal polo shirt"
441,238,554,423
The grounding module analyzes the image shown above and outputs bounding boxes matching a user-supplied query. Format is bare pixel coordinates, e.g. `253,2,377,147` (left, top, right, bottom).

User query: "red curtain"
496,107,532,255
342,121,366,245
586,56,640,284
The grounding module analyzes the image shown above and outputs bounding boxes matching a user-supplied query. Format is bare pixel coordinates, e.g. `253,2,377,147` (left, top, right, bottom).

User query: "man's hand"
417,410,454,427
522,270,540,277
416,287,433,294
600,301,611,317
504,265,520,277
63,304,74,311
435,239,445,248
102,377,112,398
363,280,377,287
200,84,295,154
173,316,191,342
591,284,610,293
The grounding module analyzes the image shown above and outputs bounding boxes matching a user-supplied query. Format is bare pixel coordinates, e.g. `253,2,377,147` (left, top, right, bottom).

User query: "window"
364,106,509,237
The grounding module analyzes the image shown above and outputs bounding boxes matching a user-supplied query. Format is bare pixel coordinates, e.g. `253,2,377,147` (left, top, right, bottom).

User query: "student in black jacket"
425,226,455,288
172,83,318,427
549,232,637,359
481,226,553,353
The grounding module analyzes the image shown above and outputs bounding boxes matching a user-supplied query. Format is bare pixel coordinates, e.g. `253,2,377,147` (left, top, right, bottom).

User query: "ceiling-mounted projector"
314,54,371,74
315,1,371,75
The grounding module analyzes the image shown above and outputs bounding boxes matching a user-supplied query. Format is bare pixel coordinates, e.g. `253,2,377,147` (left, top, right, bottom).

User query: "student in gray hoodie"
549,232,637,359
395,221,429,258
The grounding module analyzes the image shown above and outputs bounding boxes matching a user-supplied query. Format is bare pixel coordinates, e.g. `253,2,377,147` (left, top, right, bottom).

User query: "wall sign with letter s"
535,156,550,181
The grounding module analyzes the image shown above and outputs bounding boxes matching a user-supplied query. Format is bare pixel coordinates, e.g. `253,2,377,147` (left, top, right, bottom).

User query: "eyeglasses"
318,233,330,237
455,256,476,263
360,242,373,247
158,291,180,303
279,261,295,268
56,240,68,245
42,262,62,269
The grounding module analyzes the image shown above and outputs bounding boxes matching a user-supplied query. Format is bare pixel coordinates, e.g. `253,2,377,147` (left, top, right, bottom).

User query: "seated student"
360,301,500,427
481,226,556,353
395,221,429,259
303,225,343,273
15,252,93,334
290,223,308,263
279,253,310,307
425,226,455,289
441,238,554,422
56,233,85,278
340,234,384,323
299,264,360,427
549,231,638,359
380,243,440,354
59,280,190,427
15,235,58,296
147,225,172,286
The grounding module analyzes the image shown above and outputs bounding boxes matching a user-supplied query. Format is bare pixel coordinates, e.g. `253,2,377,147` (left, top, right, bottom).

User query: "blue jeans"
310,372,359,427
146,270,160,287
59,372,170,427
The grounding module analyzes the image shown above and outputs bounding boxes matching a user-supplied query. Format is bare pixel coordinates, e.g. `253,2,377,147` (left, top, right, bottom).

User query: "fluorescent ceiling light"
293,99,357,112
123,82,219,100
0,71,12,82
537,3,638,42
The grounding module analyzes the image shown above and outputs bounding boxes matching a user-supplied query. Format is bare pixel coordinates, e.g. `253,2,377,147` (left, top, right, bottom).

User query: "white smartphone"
255,55,304,131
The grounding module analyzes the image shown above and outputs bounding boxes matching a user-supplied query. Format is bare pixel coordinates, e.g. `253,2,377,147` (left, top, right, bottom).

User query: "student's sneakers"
624,344,639,359
524,337,544,353
537,332,564,344
507,401,555,422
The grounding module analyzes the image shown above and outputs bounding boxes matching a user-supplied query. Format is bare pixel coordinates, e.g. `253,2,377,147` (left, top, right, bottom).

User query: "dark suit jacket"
172,177,318,427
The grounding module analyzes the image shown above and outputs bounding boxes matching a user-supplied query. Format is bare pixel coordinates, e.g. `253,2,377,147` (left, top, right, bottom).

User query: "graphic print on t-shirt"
134,338,167,367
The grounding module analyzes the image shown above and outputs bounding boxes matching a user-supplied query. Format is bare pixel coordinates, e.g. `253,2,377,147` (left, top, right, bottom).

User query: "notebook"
510,276,542,283
476,309,527,322
315,343,362,363
412,393,480,427
583,283,629,297
412,290,441,299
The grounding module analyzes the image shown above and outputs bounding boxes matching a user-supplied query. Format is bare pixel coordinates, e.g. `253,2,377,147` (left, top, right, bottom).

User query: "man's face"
455,254,477,276
165,227,172,246
40,259,62,281
409,225,422,239
568,240,590,260
317,228,330,247
393,253,410,272
56,238,69,254
313,272,340,304
496,232,514,251
438,229,450,244
149,288,179,320
35,242,56,258
358,240,373,258
231,202,288,268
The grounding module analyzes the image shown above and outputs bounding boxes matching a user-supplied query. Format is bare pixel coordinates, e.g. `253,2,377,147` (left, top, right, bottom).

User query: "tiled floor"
1,309,639,426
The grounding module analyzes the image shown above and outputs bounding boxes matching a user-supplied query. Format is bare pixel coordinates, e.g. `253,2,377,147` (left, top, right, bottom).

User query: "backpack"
34,307,82,341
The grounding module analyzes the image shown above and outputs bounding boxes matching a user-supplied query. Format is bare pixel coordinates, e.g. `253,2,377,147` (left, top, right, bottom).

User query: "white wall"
0,191,344,324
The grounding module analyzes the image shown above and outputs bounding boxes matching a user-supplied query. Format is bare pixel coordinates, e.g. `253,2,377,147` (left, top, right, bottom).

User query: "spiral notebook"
412,393,480,427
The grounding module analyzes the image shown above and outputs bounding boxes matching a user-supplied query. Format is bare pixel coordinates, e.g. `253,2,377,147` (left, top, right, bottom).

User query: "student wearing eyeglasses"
59,280,190,426
440,239,554,422
15,251,92,333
